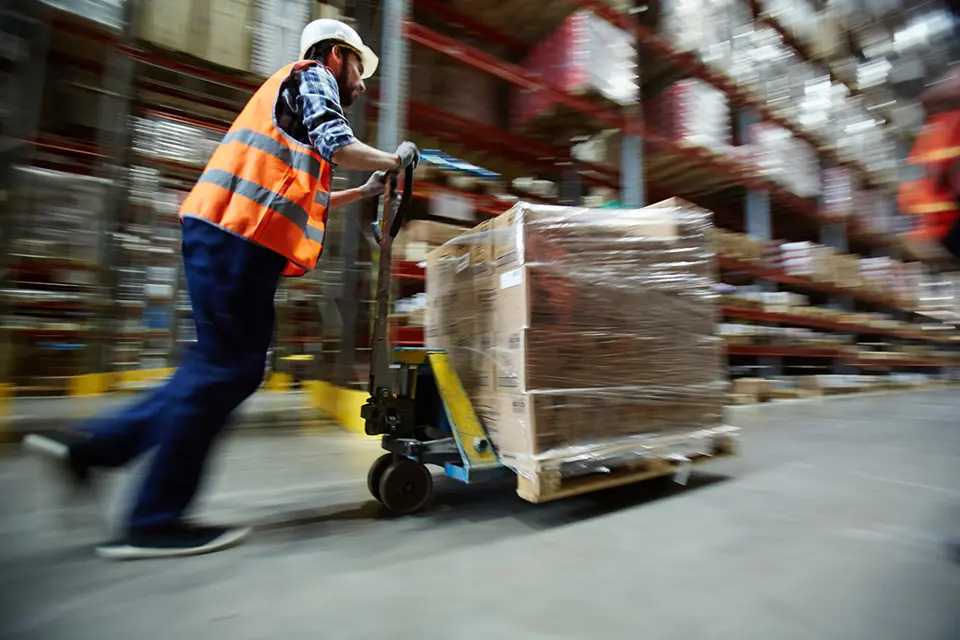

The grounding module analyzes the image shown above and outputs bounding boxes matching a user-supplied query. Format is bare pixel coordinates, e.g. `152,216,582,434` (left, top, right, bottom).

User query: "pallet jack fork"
360,164,506,514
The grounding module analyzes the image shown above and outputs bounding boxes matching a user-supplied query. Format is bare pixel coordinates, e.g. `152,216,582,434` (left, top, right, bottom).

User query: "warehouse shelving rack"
386,0,960,384
0,0,956,395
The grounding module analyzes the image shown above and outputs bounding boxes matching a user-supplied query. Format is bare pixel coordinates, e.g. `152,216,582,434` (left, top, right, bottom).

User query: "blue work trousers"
76,218,285,530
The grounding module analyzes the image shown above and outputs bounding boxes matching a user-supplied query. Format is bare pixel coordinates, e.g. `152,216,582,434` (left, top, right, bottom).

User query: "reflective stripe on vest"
178,60,332,276
198,169,311,230
221,128,322,177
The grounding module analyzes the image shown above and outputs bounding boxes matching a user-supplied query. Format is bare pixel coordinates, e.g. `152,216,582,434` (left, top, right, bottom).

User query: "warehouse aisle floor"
1,389,959,639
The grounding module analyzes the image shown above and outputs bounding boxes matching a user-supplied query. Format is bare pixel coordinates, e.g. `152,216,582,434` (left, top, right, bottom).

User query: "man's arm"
297,66,401,171
329,188,365,210
328,171,390,210
332,141,400,172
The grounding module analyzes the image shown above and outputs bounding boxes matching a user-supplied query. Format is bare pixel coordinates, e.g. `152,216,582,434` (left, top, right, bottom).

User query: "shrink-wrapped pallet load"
426,199,730,482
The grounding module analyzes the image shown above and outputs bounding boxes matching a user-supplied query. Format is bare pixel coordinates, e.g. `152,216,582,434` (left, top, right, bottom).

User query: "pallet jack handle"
369,163,415,396
371,163,415,243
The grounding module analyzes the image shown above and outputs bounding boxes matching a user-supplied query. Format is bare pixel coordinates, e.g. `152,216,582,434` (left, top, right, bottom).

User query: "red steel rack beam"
726,345,845,358
412,0,527,55
720,306,935,341
404,21,828,228
849,359,960,368
718,256,917,312
413,182,512,216
405,21,636,136
140,108,229,133
120,45,264,92
409,101,618,180
577,0,891,195
370,98,621,190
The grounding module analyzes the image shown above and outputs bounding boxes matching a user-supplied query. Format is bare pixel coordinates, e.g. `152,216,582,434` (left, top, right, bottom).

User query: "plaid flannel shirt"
277,64,357,164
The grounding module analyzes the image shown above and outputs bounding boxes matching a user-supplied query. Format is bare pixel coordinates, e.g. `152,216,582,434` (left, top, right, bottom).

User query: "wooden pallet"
516,435,738,503
821,386,870,396
765,388,821,400
726,392,759,405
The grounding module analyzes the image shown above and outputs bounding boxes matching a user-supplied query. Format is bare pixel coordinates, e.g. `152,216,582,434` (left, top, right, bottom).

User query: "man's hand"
358,171,388,199
395,141,420,170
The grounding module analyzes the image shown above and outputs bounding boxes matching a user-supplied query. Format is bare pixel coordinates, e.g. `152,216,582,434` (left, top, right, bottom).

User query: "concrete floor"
1,389,958,639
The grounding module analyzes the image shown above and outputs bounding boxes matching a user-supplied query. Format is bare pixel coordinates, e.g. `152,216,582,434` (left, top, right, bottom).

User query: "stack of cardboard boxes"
136,0,342,74
427,199,726,476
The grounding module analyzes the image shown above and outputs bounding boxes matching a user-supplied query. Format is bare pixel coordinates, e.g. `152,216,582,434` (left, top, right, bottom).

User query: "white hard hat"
300,19,379,79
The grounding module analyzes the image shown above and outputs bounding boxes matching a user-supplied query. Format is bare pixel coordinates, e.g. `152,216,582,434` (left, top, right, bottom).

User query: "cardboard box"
196,0,256,71
137,0,201,55
427,199,723,474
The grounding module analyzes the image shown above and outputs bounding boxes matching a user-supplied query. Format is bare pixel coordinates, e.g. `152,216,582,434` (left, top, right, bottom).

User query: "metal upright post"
332,0,383,386
559,159,583,206
0,0,51,386
620,47,644,208
91,0,141,376
376,0,410,153
620,133,645,207
739,109,781,377
821,222,852,308
818,159,856,374
334,0,409,386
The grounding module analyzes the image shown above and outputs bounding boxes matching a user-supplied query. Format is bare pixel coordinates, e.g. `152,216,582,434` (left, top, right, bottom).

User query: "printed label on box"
500,268,523,290
456,253,470,273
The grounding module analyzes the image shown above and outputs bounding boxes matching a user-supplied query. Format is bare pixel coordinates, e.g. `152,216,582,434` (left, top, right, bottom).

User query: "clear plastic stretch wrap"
426,199,729,479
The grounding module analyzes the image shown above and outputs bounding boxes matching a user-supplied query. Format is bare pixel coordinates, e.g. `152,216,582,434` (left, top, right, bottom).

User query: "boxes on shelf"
767,241,834,282
511,11,637,132
891,262,924,309
394,220,467,262
821,167,856,220
729,377,771,403
426,199,725,477
761,292,807,314
251,0,312,76
851,189,896,235
202,0,257,71
749,123,821,198
712,229,765,262
646,79,731,152
136,0,202,56
859,256,895,295
436,55,500,128
829,254,861,289
311,1,340,19
46,0,125,29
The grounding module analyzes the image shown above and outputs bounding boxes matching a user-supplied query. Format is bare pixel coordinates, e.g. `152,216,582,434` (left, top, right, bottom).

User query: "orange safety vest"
180,60,333,277
899,110,960,244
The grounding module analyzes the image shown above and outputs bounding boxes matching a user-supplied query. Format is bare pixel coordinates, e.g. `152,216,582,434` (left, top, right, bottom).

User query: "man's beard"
336,70,355,107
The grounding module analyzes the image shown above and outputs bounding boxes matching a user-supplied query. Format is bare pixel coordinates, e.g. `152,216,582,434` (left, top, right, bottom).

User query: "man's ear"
331,45,343,64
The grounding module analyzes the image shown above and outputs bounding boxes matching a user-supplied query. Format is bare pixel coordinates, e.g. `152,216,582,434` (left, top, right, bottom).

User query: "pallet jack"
361,164,507,515
360,167,740,513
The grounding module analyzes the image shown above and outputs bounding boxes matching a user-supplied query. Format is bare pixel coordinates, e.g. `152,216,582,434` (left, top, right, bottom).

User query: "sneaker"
23,432,100,522
96,523,251,560
22,431,93,499
23,432,92,481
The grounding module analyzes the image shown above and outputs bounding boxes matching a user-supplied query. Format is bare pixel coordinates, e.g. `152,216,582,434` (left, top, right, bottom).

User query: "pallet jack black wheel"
378,458,433,515
367,453,395,503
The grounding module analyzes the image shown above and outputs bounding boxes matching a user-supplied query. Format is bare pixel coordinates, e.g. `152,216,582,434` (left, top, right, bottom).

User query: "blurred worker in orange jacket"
900,69,960,257
24,19,420,560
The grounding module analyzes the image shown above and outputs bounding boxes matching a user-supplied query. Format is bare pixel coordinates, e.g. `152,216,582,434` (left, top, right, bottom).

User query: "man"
24,19,419,559
902,68,960,258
